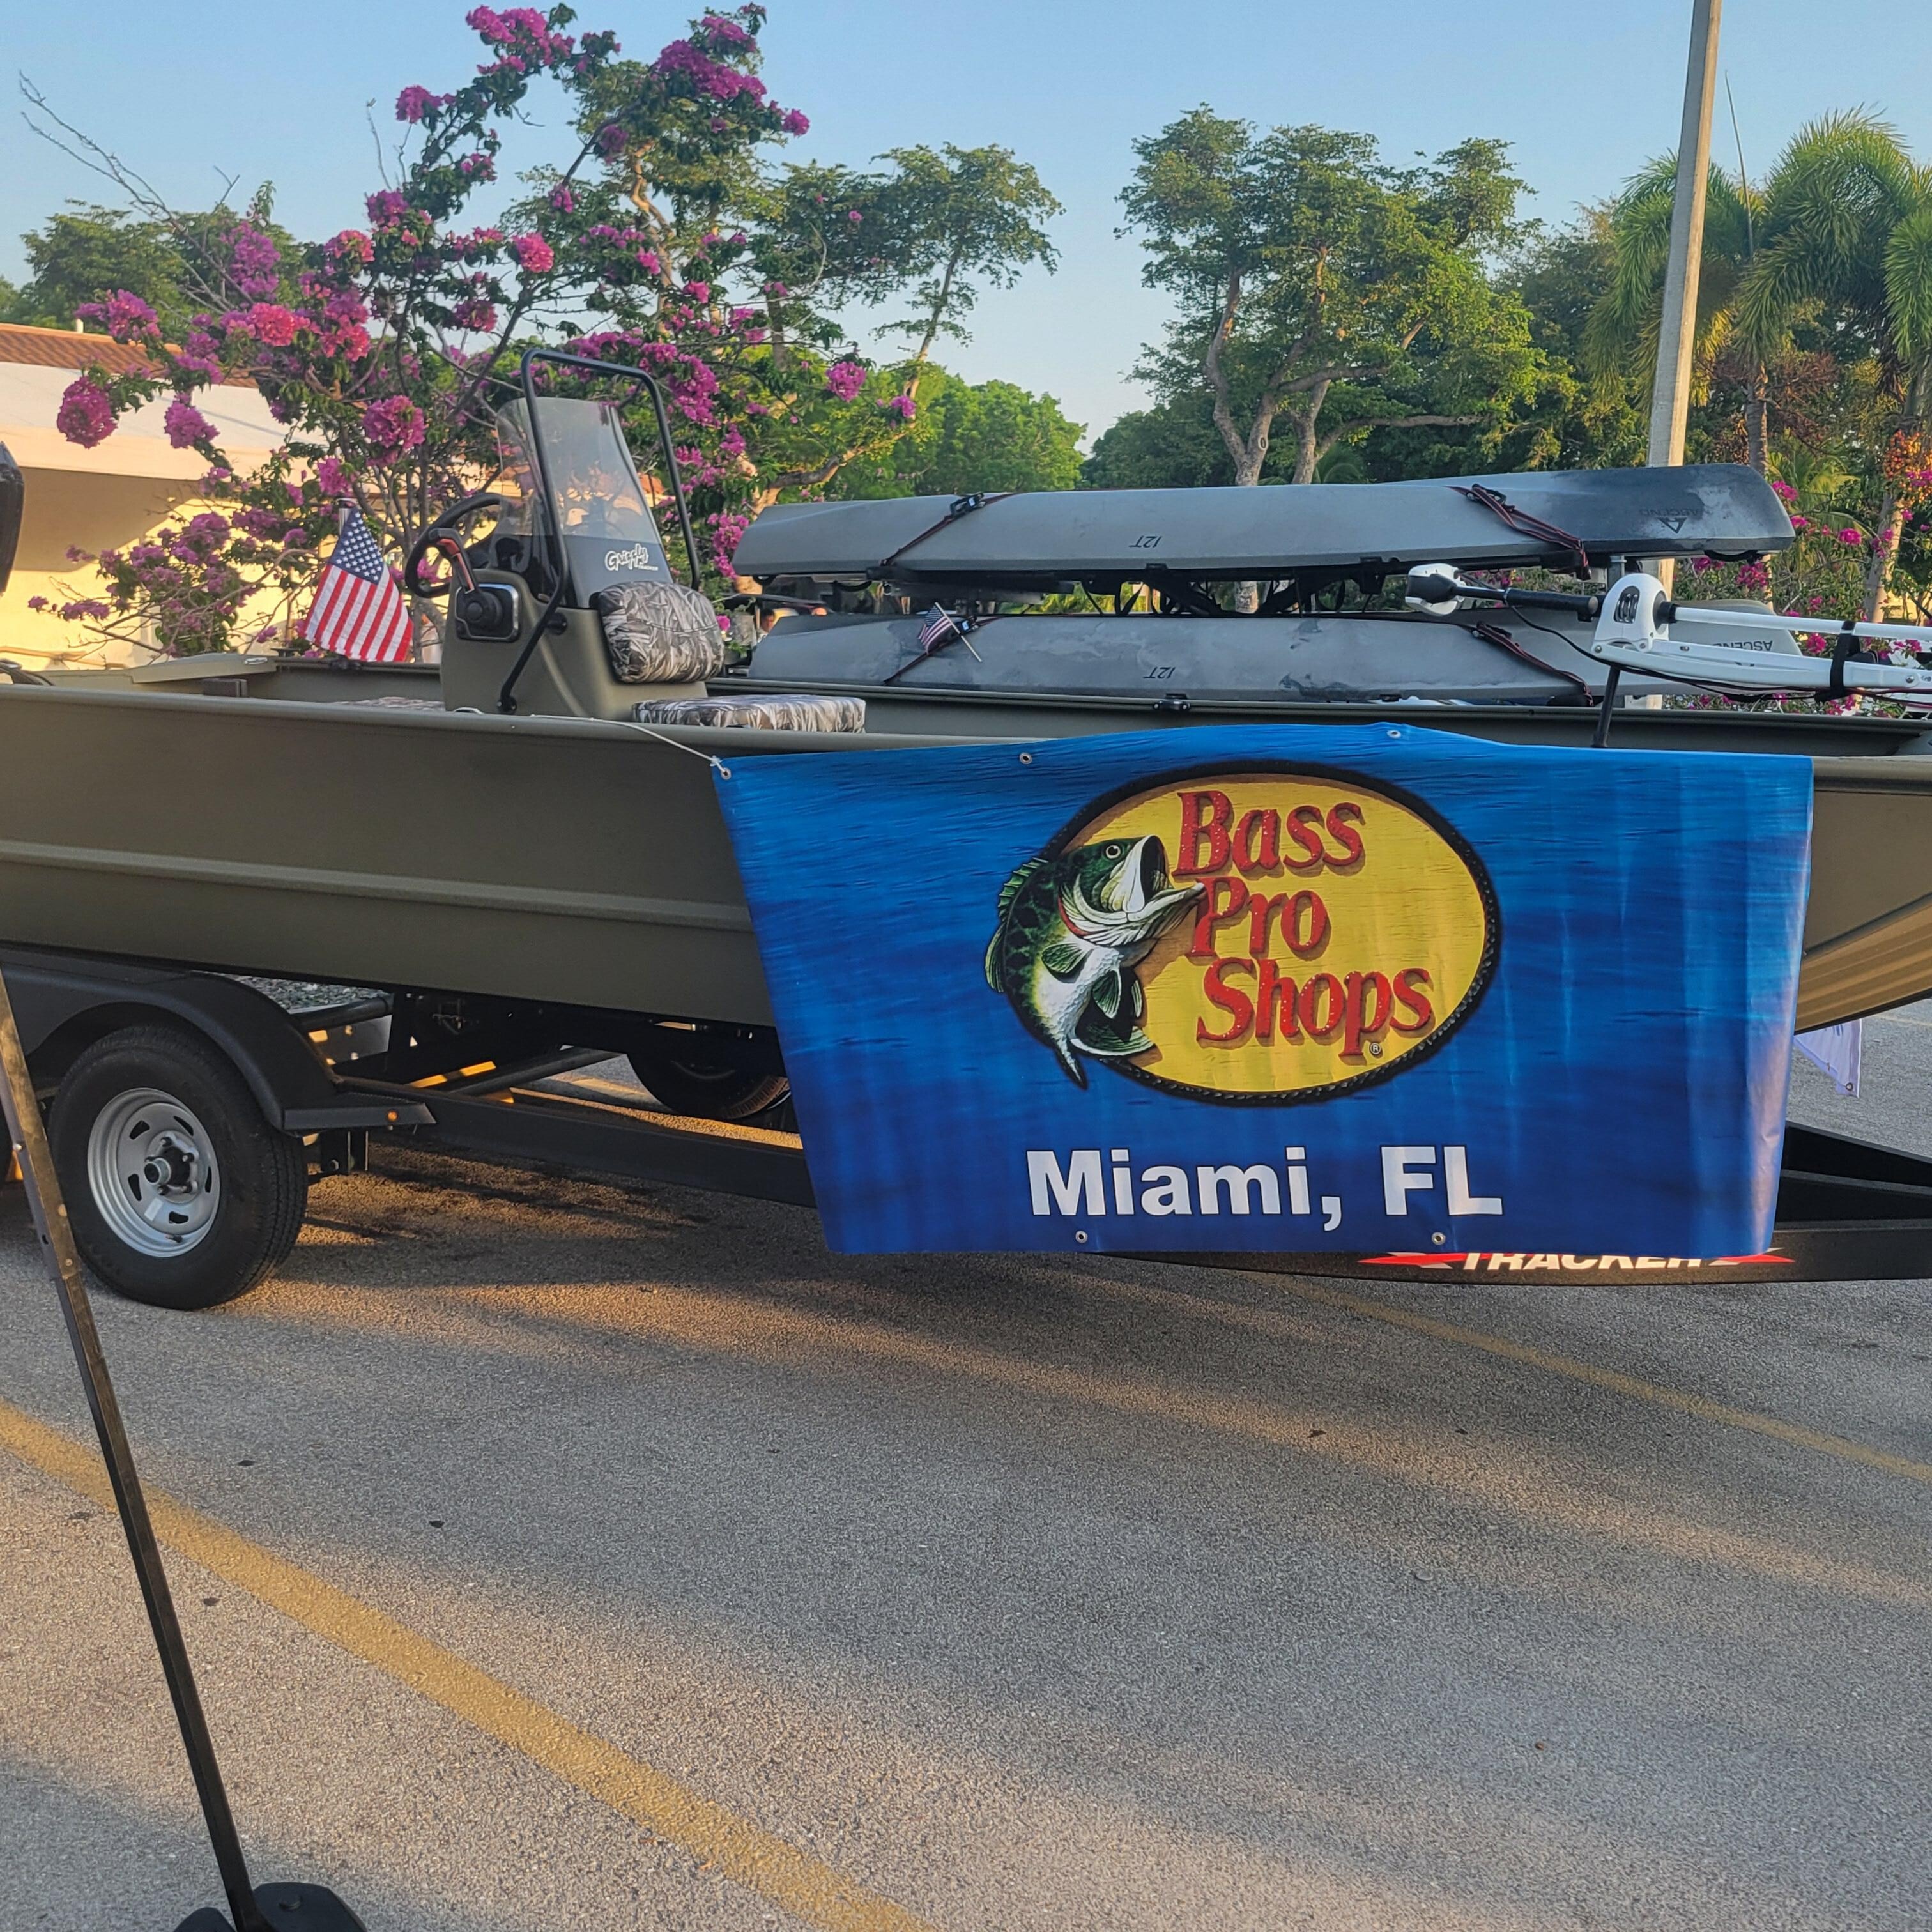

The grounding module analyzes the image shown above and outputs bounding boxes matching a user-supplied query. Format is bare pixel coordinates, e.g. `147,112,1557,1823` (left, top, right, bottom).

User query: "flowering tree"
30,4,1052,649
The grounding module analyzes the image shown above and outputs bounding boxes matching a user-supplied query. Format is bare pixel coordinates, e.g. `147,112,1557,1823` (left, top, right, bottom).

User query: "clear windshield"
494,397,672,603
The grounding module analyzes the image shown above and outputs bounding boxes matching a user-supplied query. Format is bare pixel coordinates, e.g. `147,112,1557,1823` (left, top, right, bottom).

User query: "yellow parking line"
0,1398,936,1932
1247,1274,1932,1489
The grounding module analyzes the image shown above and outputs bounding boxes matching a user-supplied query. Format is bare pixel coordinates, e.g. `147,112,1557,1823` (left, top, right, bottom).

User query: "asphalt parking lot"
3,1027,1931,1931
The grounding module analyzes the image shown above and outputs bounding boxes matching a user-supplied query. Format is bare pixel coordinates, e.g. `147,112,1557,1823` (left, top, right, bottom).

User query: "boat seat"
632,692,866,732
595,581,861,731
594,581,730,684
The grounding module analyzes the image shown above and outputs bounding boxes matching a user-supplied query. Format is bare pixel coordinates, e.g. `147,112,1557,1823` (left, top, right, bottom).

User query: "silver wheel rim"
86,1087,222,1257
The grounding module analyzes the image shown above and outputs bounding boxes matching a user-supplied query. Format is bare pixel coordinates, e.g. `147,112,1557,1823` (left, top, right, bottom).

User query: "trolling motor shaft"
1406,564,1932,700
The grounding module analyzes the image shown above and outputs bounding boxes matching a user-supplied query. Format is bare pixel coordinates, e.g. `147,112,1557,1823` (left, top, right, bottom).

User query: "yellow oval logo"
984,764,1497,1103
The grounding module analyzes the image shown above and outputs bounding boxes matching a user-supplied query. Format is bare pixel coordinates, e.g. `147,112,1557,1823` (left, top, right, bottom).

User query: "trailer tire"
625,1041,790,1124
49,1025,308,1310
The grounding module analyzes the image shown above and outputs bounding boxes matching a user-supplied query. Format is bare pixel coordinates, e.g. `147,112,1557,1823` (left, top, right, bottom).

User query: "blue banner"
715,725,1811,1257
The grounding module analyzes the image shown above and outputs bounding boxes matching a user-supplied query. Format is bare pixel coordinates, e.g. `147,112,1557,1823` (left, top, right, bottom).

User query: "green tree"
1082,392,1254,489
1491,213,1647,471
1117,112,1546,489
2,204,192,332
866,144,1060,376
1586,157,1769,468
832,369,1082,496
1736,112,1932,617
25,6,1065,644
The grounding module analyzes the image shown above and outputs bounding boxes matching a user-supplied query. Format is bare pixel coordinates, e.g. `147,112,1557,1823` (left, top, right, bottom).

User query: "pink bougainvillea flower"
882,394,917,422
164,395,217,448
549,183,575,213
395,84,450,122
781,109,809,135
314,456,353,498
79,289,159,342
56,376,116,448
452,296,499,332
510,233,555,274
248,303,300,347
684,280,711,302
825,360,866,402
362,394,426,459
228,224,281,297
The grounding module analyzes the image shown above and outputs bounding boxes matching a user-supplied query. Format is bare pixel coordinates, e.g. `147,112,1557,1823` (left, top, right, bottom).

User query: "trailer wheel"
625,1039,790,1124
49,1025,307,1310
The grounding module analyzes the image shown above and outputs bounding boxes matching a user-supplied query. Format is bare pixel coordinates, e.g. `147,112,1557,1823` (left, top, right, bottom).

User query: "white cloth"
1795,1021,1861,1097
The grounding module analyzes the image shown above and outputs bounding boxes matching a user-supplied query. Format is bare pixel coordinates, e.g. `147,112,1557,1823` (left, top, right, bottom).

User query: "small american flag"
300,507,413,663
886,602,990,684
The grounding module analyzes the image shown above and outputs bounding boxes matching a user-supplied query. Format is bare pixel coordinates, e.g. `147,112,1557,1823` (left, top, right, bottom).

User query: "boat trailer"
6,944,1931,1298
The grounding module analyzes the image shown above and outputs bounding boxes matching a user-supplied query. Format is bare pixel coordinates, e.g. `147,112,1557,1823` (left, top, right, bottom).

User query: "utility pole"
1648,0,1724,477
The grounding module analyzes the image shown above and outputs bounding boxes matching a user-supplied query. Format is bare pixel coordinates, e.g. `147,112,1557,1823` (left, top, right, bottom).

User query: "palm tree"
1736,112,1932,618
1587,158,1769,469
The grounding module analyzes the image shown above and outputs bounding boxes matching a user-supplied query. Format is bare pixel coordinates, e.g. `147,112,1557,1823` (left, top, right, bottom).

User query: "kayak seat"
632,692,866,732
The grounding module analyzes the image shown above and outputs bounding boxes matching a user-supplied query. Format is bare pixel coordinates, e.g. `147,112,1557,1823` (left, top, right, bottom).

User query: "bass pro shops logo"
985,764,1498,1103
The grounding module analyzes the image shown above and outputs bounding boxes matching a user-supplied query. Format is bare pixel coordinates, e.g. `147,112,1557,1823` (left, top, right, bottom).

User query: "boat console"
411,353,861,734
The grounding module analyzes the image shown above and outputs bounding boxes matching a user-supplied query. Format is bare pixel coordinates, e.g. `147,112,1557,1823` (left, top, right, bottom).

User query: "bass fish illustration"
985,835,1202,1084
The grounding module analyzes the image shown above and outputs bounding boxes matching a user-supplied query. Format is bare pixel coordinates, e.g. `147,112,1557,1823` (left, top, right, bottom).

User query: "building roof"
0,320,254,386
0,324,284,482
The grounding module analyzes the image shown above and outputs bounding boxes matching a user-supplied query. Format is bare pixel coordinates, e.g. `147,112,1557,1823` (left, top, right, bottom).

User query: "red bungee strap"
1454,483,1593,579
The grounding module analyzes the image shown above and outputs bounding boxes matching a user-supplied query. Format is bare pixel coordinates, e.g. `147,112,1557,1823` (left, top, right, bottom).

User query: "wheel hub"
86,1087,222,1256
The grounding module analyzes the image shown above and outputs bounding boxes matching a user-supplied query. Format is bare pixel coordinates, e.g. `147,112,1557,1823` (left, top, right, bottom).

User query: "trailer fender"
0,949,428,1132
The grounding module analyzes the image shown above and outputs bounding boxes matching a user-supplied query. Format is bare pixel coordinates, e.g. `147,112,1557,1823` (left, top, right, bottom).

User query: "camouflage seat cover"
632,693,866,732
592,581,730,684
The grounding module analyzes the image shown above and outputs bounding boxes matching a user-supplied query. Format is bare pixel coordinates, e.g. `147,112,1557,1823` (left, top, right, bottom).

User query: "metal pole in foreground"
0,969,365,1932
1647,0,1724,491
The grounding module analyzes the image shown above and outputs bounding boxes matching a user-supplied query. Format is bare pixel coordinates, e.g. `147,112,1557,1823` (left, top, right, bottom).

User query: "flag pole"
0,972,276,1931
1646,0,1724,592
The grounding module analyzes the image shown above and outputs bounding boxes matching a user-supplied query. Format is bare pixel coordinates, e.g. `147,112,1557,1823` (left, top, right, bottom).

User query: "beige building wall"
0,330,286,667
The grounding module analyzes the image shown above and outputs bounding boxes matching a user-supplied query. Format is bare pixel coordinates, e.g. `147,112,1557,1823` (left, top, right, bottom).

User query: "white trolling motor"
1405,564,1932,702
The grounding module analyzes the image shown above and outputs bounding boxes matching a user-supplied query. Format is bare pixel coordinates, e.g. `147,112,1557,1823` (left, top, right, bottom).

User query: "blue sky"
5,0,1928,439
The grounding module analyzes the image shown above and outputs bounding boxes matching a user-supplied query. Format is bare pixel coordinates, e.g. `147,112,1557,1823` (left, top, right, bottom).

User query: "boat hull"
2,678,1929,1032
